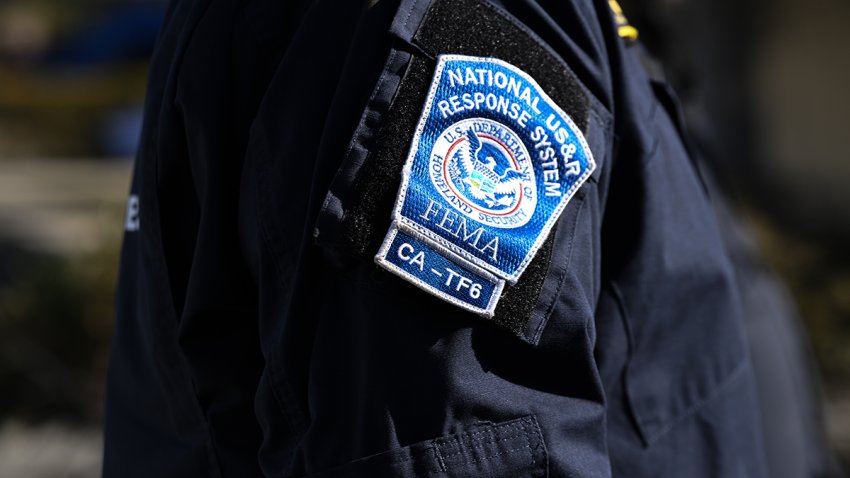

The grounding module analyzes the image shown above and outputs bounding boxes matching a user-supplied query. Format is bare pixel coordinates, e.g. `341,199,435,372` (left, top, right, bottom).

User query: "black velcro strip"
340,56,434,257
414,0,589,131
492,232,556,337
339,0,591,340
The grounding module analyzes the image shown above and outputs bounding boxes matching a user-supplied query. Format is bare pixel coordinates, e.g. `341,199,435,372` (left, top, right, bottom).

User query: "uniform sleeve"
107,0,769,475
104,0,309,476
237,0,619,476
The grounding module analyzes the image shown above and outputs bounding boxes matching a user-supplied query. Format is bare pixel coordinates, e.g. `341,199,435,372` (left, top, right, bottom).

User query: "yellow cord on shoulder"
608,0,639,41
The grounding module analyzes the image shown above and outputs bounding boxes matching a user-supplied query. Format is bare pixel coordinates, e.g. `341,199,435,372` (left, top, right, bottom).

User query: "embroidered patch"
376,55,595,316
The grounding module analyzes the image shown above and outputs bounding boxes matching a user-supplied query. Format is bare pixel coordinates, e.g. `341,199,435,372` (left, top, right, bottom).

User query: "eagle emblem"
448,128,525,213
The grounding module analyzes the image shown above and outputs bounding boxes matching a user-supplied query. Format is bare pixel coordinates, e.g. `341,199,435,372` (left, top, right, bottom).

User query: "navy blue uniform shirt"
103,0,769,476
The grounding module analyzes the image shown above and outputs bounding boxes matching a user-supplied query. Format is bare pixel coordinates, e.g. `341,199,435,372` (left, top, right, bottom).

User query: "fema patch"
376,55,595,317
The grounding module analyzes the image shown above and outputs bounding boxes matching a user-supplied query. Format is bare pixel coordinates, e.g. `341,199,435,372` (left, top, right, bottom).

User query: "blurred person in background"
621,0,845,476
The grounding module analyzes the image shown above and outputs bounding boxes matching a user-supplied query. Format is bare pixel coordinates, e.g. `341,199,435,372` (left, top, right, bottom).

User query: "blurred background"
0,0,164,476
0,0,847,476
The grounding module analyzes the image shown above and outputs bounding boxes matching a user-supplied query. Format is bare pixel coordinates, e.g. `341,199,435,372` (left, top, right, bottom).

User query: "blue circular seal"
429,117,536,229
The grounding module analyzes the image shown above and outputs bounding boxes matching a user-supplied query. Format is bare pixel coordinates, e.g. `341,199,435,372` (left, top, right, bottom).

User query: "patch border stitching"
376,222,506,316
